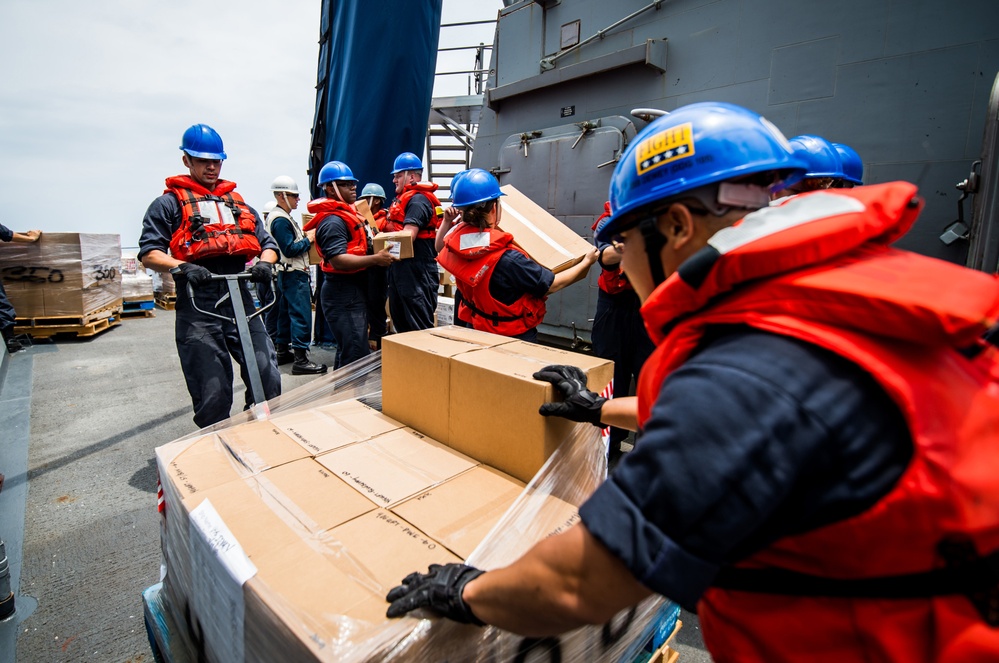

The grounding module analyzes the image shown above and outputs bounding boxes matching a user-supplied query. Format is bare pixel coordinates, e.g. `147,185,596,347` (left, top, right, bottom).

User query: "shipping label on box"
498,185,595,273
373,231,414,260
316,428,477,507
271,399,403,456
435,296,454,327
448,341,613,483
382,327,515,444
392,466,525,558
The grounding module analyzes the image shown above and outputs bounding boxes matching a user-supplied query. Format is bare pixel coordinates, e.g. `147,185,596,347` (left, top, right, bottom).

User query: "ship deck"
0,309,711,662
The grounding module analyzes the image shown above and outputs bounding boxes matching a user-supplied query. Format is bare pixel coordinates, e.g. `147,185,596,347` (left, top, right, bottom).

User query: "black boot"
292,347,328,375
275,345,294,366
1,326,22,354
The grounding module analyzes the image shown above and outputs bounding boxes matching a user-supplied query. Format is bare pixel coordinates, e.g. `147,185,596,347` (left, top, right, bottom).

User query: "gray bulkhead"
470,0,999,343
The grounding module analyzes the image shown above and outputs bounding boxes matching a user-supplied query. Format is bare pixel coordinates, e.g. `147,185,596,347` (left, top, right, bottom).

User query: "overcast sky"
0,0,502,248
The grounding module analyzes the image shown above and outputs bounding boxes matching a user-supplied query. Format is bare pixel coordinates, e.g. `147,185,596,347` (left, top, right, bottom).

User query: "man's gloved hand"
249,261,274,284
173,262,213,287
385,563,485,624
532,364,607,426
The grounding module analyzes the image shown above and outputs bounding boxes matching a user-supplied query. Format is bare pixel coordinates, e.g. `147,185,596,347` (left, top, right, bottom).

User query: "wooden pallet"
14,301,123,339
122,299,156,318
155,292,177,310
649,619,682,663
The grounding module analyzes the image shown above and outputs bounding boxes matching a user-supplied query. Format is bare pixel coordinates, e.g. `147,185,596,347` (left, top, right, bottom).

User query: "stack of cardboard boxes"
121,249,154,302
156,326,669,662
0,232,122,319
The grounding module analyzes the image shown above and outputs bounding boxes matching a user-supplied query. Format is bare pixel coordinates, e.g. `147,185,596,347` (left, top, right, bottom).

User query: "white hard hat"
270,175,299,194
261,200,278,218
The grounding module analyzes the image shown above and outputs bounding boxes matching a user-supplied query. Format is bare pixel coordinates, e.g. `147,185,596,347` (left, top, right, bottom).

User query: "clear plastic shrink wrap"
121,249,154,300
156,336,677,662
152,268,176,295
0,232,122,317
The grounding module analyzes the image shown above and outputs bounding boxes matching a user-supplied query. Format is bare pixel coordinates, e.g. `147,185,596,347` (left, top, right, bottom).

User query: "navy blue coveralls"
386,194,438,333
138,195,282,428
315,214,371,369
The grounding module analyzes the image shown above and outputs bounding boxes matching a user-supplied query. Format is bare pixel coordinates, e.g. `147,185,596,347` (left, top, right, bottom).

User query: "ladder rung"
428,145,469,151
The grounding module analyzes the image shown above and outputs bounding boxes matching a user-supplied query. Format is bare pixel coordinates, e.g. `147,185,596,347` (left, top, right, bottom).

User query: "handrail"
540,0,664,71
442,19,497,28
438,45,493,52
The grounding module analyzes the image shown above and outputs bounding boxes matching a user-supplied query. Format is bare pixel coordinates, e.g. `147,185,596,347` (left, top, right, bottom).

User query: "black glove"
385,563,485,624
533,364,607,426
173,262,213,288
248,261,274,284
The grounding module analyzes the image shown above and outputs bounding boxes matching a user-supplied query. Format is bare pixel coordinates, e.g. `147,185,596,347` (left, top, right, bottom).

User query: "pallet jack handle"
184,272,276,407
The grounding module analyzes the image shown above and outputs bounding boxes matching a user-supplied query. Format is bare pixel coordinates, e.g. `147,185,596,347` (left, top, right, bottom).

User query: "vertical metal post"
223,276,267,407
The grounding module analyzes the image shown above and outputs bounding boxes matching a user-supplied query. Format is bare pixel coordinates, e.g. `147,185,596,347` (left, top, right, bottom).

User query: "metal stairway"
426,95,482,202
426,19,493,202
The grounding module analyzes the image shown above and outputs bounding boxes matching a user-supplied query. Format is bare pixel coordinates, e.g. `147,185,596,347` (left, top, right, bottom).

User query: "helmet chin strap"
639,215,668,287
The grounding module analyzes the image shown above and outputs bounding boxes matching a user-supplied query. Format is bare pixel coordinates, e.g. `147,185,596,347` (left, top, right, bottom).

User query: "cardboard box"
355,198,377,227
0,232,123,317
300,213,321,265
161,434,250,499
327,509,462,592
316,427,477,508
393,466,525,558
373,231,413,260
499,185,595,273
308,243,322,266
449,341,613,482
258,458,375,533
435,296,454,326
270,399,403,456
381,327,515,444
216,420,311,472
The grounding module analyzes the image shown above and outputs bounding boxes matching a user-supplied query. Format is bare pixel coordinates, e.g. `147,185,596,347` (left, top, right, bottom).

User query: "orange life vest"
165,175,261,262
636,182,999,663
386,182,443,238
592,201,632,295
437,223,547,336
372,209,389,233
305,198,370,275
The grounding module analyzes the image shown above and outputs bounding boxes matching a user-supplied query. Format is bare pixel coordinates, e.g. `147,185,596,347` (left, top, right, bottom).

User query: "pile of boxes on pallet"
155,326,674,662
0,232,122,319
121,249,154,301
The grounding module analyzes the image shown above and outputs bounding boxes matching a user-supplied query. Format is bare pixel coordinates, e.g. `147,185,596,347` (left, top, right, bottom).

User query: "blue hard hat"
788,135,844,180
318,161,357,185
391,152,424,174
601,102,806,243
359,183,386,200
832,143,864,185
180,124,226,160
451,169,505,208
